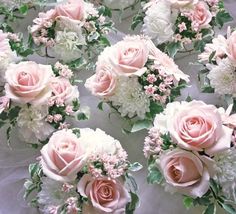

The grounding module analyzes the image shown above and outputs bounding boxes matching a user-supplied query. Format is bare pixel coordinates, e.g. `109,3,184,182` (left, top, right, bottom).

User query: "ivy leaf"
19,4,28,15
129,162,143,172
131,13,144,30
165,42,182,58
126,191,139,214
183,196,193,209
220,203,236,214
216,11,233,28
203,203,216,214
77,112,89,120
125,173,138,192
8,106,21,122
97,102,104,111
131,119,152,133
147,165,163,184
99,36,110,47
72,129,80,138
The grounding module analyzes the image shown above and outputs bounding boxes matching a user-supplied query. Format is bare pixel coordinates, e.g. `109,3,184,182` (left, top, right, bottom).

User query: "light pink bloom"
65,105,74,115
0,96,9,114
144,85,157,96
226,31,236,63
178,22,187,32
46,115,54,123
5,61,54,105
53,114,63,123
77,175,130,214
147,74,157,83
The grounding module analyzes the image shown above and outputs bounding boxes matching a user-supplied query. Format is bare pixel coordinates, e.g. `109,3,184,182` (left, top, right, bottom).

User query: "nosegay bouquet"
0,61,85,145
25,128,140,214
30,0,114,66
144,100,236,213
85,35,189,132
132,0,232,57
198,27,236,106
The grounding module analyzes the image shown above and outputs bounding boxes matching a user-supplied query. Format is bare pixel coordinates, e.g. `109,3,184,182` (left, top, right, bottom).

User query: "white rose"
143,0,175,44
167,0,198,8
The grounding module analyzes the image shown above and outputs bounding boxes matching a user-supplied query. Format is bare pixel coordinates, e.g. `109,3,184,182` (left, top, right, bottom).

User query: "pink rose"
192,2,212,30
160,149,213,198
77,175,130,214
40,129,87,182
226,31,236,63
50,77,79,104
168,0,198,8
169,101,232,156
85,65,117,97
55,0,85,21
5,61,54,105
102,36,149,76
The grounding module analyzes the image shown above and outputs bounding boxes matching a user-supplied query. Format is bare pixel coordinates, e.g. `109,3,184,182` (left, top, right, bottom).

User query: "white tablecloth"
0,1,235,213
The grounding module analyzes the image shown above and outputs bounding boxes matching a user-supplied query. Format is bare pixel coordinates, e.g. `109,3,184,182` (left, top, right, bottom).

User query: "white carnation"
17,105,54,142
53,30,86,62
103,0,136,10
143,0,174,44
213,148,236,201
109,77,150,119
207,58,236,97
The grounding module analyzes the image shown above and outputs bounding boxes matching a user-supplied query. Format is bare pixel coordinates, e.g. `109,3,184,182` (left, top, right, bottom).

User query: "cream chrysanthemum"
213,148,236,201
109,77,150,119
207,58,236,97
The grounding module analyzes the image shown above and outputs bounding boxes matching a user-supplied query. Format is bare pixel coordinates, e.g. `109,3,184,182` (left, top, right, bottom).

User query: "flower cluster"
25,128,140,214
198,27,236,99
144,100,236,213
0,61,83,144
30,0,114,64
132,0,232,56
85,35,189,122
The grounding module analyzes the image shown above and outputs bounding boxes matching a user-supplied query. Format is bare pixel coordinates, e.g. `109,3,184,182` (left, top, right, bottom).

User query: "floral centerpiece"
30,0,114,67
144,100,236,213
85,35,189,132
198,27,236,109
0,61,87,146
132,0,232,57
24,128,141,213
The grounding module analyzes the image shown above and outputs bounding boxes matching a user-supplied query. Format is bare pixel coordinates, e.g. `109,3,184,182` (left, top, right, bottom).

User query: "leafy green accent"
131,119,152,133
161,133,175,150
72,128,81,138
67,58,87,70
216,10,233,28
131,12,144,30
126,191,139,214
125,173,138,192
165,42,182,58
147,165,163,184
220,203,236,214
97,101,104,111
183,196,194,209
129,162,143,172
77,112,89,120
98,5,112,17
19,4,29,15
203,203,216,214
146,101,164,120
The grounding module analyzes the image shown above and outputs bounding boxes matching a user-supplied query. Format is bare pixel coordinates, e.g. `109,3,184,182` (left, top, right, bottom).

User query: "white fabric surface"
0,1,235,213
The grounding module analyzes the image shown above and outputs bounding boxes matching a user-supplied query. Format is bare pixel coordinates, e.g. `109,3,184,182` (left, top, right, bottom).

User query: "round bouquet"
132,0,232,57
85,35,189,132
30,0,114,66
25,128,140,213
0,61,85,145
198,27,236,106
144,100,236,213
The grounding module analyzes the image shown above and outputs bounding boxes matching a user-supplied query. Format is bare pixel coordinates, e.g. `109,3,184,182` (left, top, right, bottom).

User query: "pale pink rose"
55,0,85,21
85,65,117,97
50,77,79,104
168,101,232,156
5,61,54,105
40,129,87,182
77,175,130,214
218,104,236,129
226,31,236,63
0,96,9,114
168,0,198,8
160,149,213,198
192,2,212,30
101,36,149,76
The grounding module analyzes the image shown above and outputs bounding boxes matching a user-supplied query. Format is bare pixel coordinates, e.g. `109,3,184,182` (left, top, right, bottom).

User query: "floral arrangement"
25,128,140,213
0,61,87,145
198,27,236,107
30,0,114,66
144,100,236,213
85,35,189,132
132,0,232,57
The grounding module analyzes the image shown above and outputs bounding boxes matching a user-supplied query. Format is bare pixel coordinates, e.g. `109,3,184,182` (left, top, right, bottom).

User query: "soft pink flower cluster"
145,100,236,198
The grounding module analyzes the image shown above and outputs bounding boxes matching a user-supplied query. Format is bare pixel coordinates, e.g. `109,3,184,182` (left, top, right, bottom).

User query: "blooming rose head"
5,61,54,105
101,36,149,76
160,149,213,198
55,0,85,21
168,0,198,8
192,2,212,31
40,129,87,182
50,77,79,105
226,31,236,63
85,65,117,98
77,175,130,213
155,101,232,156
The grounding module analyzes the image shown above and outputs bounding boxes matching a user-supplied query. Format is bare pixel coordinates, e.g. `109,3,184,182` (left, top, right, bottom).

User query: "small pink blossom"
62,183,74,193
47,206,59,214
53,114,63,123
144,85,157,96
66,197,79,214
59,122,70,130
178,22,187,33
159,83,167,92
174,34,182,42
46,115,54,123
147,74,157,83
65,105,74,115
0,96,10,114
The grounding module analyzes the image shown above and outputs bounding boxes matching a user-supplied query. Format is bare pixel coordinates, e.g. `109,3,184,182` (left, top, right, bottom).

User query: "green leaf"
194,40,205,52
216,11,233,28
29,163,40,179
0,111,8,121
68,58,86,70
209,51,216,63
77,112,89,120
131,13,144,30
72,128,80,138
131,119,152,133
185,95,193,102
126,191,139,214
99,36,110,47
24,180,37,199
97,102,104,111
220,203,236,214
203,203,216,214
19,4,28,15
202,86,214,93
147,165,163,184
183,196,193,209
125,173,138,192
8,106,21,121
129,162,143,172
146,101,164,119
165,42,182,58
6,126,12,146
87,31,100,43
0,120,5,128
